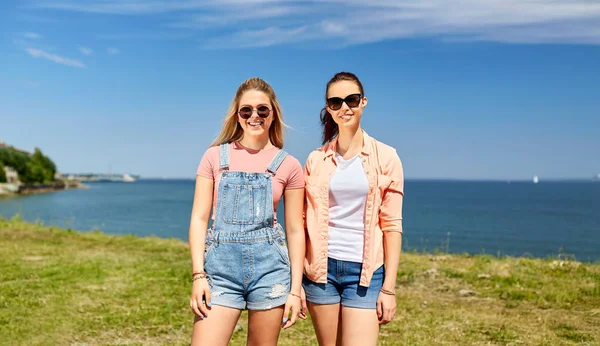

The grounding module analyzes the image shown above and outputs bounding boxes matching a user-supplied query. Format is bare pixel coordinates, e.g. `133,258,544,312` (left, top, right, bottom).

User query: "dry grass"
1,217,599,345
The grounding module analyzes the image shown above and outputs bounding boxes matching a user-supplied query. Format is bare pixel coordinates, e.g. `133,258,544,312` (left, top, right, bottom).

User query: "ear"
362,96,368,108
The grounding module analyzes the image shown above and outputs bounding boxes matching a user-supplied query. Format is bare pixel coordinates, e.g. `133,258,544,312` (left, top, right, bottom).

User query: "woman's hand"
190,278,211,320
376,291,396,325
281,293,302,329
298,286,308,320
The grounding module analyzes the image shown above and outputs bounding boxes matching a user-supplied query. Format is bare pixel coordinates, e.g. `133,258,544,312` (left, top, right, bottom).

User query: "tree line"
0,146,57,184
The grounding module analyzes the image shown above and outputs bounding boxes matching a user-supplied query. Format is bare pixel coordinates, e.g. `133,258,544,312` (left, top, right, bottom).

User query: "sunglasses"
238,105,271,119
326,93,362,111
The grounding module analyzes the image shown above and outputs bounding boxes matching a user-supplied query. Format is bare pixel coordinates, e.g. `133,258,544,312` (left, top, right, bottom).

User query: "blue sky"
1,0,599,180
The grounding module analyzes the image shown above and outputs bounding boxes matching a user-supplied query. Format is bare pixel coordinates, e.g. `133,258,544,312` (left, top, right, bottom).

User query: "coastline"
0,180,88,196
1,218,598,345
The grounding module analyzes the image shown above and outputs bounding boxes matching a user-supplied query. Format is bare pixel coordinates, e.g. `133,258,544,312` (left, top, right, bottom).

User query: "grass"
1,217,599,345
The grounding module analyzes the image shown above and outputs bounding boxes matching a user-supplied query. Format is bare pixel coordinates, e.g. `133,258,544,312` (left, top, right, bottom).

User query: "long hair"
321,72,365,145
211,77,286,148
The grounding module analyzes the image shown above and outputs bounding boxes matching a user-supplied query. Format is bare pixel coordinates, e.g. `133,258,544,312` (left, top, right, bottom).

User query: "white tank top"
327,153,369,263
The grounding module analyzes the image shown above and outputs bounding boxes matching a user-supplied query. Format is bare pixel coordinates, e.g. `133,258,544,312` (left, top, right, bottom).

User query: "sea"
1,179,599,262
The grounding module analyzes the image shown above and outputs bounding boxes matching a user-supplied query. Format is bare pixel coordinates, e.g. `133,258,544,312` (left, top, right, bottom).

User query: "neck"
239,134,272,151
336,126,363,157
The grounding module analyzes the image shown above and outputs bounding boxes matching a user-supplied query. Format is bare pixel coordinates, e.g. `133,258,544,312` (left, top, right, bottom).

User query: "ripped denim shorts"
203,223,291,310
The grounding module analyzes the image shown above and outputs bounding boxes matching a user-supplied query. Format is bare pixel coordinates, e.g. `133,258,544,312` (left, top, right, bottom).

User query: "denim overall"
204,143,291,310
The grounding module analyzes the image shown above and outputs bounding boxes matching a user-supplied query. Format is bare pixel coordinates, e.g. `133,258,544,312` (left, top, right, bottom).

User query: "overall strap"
219,143,230,171
266,149,288,174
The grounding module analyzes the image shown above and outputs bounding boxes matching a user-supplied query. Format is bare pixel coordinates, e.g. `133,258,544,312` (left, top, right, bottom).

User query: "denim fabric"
302,257,385,309
204,143,291,310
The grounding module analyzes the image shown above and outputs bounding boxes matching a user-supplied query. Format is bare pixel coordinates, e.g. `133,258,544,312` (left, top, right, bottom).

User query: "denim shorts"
204,225,291,310
302,257,384,309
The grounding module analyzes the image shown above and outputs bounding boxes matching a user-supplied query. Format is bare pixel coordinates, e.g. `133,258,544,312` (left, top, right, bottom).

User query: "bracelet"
289,292,301,299
192,272,210,282
380,288,395,296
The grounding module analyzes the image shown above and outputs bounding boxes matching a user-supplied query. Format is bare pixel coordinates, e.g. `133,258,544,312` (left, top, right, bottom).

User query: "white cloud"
173,5,304,29
24,32,41,39
203,26,310,49
79,46,93,55
107,47,120,55
28,0,600,46
25,48,86,68
98,32,191,40
30,0,283,14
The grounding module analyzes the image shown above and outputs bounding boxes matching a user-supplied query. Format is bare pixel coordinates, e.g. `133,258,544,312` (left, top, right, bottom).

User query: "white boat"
533,175,539,184
122,174,136,182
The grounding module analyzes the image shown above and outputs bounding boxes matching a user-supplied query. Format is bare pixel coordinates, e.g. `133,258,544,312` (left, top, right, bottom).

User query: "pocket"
204,231,217,267
274,241,291,266
273,229,291,266
220,183,266,224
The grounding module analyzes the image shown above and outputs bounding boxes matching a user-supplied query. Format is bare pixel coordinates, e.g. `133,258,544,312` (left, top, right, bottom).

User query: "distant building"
3,166,19,184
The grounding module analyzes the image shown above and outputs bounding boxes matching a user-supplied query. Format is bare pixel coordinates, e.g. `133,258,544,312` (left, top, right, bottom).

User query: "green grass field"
1,217,599,345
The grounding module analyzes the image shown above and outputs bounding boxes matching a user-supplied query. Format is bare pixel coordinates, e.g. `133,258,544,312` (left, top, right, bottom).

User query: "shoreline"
0,180,88,196
1,209,598,263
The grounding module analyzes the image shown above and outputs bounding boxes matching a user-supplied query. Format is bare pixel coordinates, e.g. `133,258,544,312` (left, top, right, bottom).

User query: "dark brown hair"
320,72,365,145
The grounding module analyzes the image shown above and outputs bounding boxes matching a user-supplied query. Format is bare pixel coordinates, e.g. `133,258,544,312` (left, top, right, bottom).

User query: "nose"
245,109,261,119
340,101,351,111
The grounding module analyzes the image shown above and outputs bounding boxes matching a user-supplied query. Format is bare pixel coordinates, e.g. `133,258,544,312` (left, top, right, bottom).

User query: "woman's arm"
381,194,403,294
189,175,214,317
284,187,305,296
281,187,306,328
382,232,402,288
377,151,404,324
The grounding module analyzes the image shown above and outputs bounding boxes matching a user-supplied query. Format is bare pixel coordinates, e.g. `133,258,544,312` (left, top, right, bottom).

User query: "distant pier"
65,173,139,183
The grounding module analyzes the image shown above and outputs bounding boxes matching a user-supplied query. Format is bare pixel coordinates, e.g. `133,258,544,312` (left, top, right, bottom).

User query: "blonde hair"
210,77,286,148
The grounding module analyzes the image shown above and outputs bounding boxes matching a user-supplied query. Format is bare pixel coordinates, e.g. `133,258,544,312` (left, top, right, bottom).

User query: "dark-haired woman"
302,72,405,345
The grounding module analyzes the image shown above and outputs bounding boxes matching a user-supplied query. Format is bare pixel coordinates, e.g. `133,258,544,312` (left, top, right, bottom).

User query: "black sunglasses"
238,105,271,119
326,93,362,111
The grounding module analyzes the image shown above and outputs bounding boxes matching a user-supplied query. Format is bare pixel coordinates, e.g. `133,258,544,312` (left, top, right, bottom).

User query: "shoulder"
371,136,398,156
197,145,222,177
280,152,302,170
367,136,403,178
278,152,305,187
370,136,401,162
202,145,221,160
305,143,329,163
206,145,221,154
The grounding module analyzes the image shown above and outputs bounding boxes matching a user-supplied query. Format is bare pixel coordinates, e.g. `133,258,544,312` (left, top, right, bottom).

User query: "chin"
245,128,267,136
339,120,358,128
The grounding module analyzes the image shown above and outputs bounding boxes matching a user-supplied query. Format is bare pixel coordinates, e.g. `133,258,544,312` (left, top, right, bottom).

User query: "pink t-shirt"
196,142,305,221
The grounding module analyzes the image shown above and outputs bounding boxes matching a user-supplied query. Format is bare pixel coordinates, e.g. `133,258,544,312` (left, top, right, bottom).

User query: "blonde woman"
188,78,305,345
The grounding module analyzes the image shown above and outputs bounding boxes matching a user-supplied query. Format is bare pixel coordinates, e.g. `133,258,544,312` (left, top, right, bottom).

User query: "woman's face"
237,89,273,138
326,80,367,130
